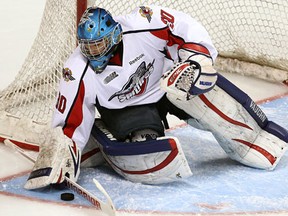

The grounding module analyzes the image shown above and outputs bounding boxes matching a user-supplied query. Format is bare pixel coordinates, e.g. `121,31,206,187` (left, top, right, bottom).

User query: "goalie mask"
77,7,123,73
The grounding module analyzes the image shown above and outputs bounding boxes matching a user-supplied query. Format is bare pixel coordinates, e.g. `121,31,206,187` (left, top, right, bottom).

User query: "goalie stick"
3,139,116,216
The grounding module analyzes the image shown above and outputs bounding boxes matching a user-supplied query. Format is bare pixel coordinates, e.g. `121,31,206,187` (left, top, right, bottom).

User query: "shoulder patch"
139,6,153,22
62,68,76,82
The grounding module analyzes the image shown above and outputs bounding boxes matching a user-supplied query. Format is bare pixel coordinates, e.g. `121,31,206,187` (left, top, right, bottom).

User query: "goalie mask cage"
0,0,287,135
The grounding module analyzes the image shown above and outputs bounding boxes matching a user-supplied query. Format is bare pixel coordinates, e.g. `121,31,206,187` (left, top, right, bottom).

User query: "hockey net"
0,0,288,146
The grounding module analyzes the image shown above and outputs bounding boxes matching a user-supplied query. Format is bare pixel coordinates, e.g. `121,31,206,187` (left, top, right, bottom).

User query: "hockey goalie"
23,5,287,189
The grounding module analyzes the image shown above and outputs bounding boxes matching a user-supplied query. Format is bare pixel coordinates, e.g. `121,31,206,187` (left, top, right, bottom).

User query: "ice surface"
1,97,288,215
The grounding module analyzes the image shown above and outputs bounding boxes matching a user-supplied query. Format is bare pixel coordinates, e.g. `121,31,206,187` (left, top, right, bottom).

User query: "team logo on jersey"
62,68,75,82
139,6,153,22
108,60,155,102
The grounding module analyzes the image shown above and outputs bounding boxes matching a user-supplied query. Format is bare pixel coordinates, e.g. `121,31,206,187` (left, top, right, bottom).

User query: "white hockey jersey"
52,5,218,150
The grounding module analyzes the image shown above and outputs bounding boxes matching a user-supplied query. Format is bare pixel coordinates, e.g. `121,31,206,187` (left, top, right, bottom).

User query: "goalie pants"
95,95,191,141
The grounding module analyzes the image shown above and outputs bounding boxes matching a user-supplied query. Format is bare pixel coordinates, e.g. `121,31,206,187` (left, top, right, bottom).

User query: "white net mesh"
122,1,287,65
0,0,287,127
0,0,77,124
94,0,288,81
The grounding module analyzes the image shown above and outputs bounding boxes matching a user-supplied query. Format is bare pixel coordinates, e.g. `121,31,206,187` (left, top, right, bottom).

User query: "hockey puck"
60,192,74,201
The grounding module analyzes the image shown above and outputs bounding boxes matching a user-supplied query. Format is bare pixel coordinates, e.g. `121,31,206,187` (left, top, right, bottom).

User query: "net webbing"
0,0,287,125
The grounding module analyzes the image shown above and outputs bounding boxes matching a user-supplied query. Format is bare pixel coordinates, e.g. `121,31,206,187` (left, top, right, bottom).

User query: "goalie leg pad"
166,75,287,170
216,74,288,142
91,120,192,184
24,127,81,190
80,134,105,168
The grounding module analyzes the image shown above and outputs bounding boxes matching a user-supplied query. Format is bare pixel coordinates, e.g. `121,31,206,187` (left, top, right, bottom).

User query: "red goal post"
0,0,287,147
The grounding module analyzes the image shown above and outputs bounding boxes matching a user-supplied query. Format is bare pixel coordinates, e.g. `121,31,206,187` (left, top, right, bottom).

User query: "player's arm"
25,48,97,189
158,7,218,97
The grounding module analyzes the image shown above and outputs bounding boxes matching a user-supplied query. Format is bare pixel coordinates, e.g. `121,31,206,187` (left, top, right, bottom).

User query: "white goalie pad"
80,134,105,168
91,120,192,184
104,136,192,184
165,79,287,170
227,129,287,170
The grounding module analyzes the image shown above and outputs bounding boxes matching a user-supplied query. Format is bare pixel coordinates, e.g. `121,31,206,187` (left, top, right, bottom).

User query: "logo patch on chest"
108,60,155,102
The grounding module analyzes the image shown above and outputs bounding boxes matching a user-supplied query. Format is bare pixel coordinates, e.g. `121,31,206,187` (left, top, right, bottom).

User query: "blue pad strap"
216,73,288,142
265,121,288,142
91,119,176,156
216,73,268,128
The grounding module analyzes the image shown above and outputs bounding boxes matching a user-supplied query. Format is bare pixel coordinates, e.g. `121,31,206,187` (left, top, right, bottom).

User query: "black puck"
60,192,74,201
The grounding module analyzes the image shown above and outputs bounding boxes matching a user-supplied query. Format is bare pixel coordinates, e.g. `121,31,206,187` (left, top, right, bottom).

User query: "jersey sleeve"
168,8,218,61
52,47,97,151
116,5,217,62
142,5,218,62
